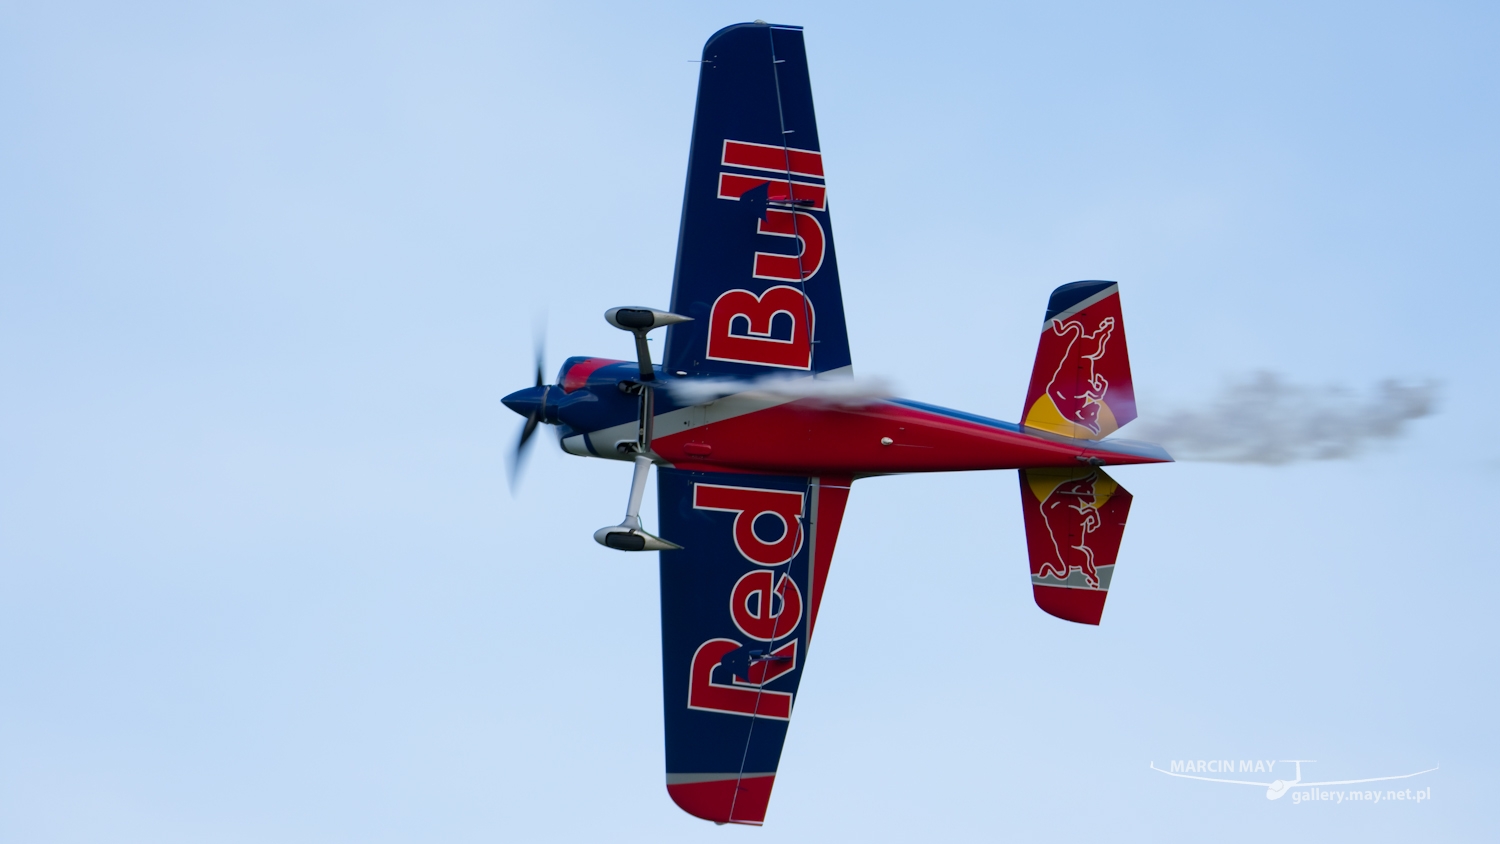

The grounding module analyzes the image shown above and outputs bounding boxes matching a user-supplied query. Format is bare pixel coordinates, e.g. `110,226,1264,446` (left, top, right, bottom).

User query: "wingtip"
1034,584,1107,625
666,774,775,825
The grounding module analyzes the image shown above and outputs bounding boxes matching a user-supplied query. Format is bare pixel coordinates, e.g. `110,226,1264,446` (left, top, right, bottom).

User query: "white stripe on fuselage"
562,366,854,463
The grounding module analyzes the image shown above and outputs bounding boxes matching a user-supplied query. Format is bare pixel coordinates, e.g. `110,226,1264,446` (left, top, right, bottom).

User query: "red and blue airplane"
503,22,1172,826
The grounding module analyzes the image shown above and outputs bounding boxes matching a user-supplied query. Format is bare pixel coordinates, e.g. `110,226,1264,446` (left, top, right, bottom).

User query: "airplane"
503,21,1172,826
1149,760,1440,800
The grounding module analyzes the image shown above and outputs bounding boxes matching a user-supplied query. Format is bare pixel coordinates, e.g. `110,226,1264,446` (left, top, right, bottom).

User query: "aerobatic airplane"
503,21,1172,826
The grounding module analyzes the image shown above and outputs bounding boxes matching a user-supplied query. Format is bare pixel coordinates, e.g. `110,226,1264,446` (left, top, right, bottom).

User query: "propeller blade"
519,409,541,450
508,409,541,493
534,318,547,387
510,311,552,494
509,317,548,494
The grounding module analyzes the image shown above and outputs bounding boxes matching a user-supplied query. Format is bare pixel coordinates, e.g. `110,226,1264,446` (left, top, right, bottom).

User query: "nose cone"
502,385,547,419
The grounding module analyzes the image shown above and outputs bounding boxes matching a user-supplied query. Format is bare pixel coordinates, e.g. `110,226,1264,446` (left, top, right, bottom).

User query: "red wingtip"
1032,584,1107,625
667,775,776,825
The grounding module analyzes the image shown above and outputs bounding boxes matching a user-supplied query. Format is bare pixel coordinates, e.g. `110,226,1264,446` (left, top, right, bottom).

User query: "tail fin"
1022,281,1137,440
1018,467,1133,625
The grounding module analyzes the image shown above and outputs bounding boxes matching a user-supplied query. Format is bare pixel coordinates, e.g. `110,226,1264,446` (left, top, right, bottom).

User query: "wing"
663,22,852,379
1148,763,1269,786
1301,766,1439,786
656,467,851,825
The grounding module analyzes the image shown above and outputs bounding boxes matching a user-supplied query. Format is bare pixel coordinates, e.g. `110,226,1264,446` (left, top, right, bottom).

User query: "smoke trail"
1130,372,1437,465
666,373,894,406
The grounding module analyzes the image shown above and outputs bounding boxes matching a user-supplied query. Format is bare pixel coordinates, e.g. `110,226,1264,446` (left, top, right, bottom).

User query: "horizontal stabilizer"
1018,467,1133,625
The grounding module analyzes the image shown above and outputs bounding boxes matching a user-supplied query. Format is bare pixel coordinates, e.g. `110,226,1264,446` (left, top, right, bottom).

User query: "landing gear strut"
592,307,691,552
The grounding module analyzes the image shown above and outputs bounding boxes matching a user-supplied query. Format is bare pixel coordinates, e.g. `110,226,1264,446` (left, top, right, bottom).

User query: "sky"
2,1,1497,841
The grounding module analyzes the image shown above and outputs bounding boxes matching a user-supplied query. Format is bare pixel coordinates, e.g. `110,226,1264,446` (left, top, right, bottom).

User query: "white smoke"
1131,372,1437,465
665,373,894,406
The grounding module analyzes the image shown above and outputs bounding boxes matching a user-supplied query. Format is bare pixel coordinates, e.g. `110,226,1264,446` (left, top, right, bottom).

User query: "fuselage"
502,357,1171,477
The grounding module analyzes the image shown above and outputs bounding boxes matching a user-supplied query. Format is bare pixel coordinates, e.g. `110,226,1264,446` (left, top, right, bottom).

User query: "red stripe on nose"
561,358,625,393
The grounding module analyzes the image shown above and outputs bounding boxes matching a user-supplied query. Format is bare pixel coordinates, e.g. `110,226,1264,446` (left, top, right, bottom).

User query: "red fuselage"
562,391,1170,476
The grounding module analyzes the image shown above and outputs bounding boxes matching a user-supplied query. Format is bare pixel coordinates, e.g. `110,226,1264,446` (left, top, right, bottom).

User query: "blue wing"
663,23,852,379
657,466,850,825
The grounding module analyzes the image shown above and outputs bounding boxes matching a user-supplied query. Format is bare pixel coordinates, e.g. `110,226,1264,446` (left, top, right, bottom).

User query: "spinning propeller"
502,307,692,551
506,334,551,492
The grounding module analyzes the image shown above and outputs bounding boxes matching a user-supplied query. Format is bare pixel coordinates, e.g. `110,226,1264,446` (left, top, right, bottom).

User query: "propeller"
506,331,548,493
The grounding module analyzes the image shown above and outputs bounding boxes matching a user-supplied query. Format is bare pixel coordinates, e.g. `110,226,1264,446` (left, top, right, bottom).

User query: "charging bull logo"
1021,286,1137,440
1028,315,1116,438
1020,468,1132,596
1035,471,1111,587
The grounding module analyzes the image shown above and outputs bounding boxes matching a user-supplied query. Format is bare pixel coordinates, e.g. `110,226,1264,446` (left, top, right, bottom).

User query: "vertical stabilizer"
1022,281,1137,440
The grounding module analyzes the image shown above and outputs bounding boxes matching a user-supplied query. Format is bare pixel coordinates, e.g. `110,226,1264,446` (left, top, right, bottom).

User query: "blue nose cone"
502,385,547,419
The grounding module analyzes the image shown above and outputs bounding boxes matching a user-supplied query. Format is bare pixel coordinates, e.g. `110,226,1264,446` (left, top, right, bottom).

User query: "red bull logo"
1018,466,1134,626
685,483,806,720
703,139,828,370
1021,285,1136,440
705,286,816,370
1030,470,1114,588
1021,467,1134,589
1027,315,1117,438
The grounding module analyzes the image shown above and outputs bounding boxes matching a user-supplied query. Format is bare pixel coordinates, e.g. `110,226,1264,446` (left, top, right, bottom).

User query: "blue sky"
3,2,1497,841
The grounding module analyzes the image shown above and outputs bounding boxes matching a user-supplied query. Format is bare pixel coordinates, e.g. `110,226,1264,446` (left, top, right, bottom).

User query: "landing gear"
592,306,692,552
593,453,681,551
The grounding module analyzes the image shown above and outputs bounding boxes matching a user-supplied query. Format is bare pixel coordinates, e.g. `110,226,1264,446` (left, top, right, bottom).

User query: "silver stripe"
1091,437,1173,462
584,365,856,461
1031,563,1114,591
1046,283,1118,326
665,772,776,785
807,477,820,636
